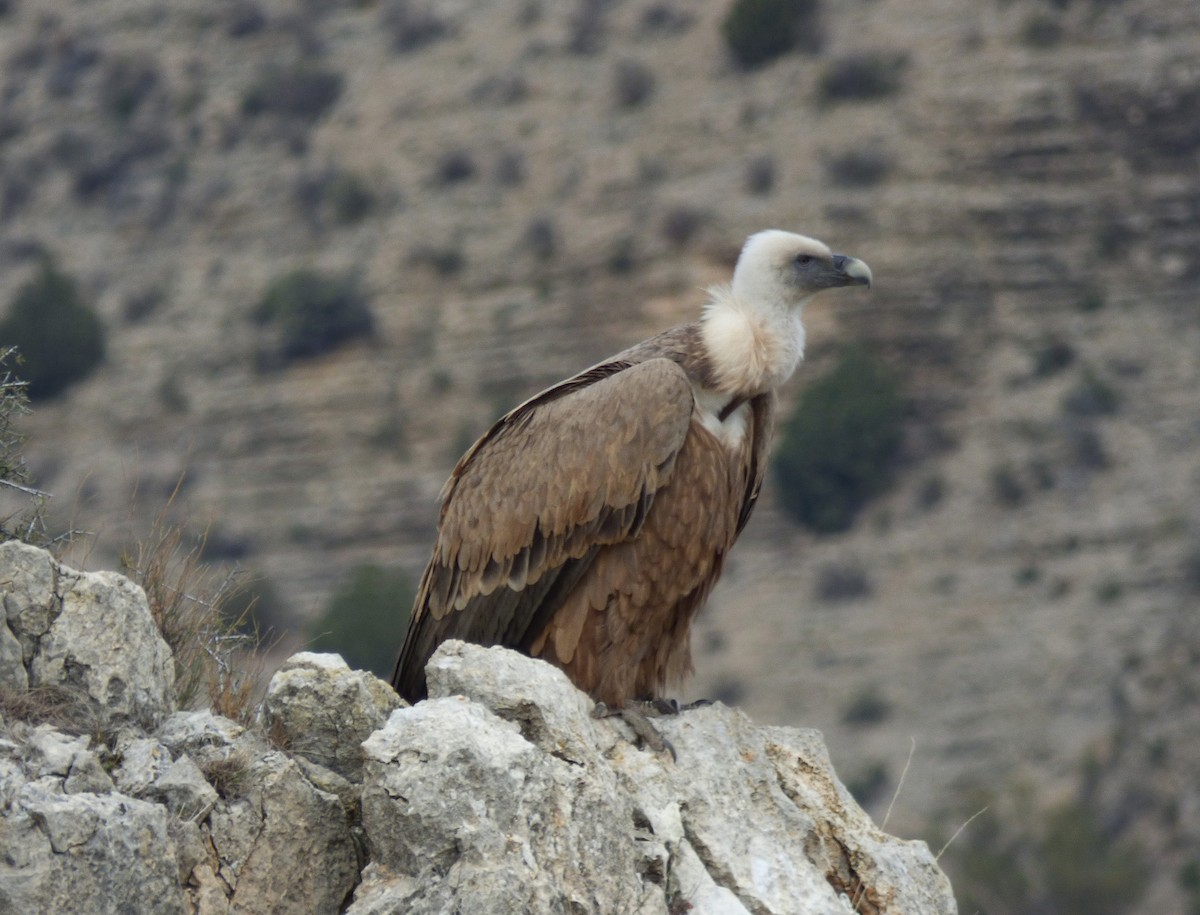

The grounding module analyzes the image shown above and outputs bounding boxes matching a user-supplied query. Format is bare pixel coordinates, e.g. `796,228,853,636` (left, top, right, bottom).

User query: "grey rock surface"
1,782,186,915
355,640,957,915
0,545,956,915
1,540,176,729
261,651,403,781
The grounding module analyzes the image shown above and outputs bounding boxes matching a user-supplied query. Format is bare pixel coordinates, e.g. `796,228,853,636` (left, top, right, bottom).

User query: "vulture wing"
392,357,695,701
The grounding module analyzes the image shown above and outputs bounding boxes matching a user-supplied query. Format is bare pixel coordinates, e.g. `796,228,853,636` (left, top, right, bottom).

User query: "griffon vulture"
393,230,872,710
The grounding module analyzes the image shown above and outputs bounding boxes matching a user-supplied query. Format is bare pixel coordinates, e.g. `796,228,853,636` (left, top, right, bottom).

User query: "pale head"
700,230,872,396
731,229,872,313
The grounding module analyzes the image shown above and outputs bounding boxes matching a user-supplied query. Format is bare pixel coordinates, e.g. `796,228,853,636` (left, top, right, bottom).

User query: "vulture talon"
592,701,678,761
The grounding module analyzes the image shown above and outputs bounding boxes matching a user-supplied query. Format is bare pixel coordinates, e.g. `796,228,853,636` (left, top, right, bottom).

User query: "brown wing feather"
546,404,762,706
392,358,695,702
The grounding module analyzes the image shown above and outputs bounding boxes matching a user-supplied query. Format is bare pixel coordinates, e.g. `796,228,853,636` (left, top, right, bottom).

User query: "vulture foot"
592,699,711,760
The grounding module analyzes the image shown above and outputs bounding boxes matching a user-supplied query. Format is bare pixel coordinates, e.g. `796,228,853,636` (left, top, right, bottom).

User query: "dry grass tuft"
0,683,98,734
121,482,273,724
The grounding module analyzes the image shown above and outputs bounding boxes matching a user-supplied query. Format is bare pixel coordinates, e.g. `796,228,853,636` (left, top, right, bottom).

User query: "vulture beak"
832,254,873,289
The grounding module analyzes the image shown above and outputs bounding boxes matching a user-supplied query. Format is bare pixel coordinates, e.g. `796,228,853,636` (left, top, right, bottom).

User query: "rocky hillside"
1,0,1198,910
0,542,955,914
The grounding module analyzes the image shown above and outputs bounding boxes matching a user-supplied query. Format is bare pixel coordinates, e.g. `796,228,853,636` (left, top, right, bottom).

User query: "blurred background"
0,0,1197,910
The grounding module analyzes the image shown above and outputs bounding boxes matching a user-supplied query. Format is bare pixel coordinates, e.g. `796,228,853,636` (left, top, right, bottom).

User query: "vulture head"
731,229,872,312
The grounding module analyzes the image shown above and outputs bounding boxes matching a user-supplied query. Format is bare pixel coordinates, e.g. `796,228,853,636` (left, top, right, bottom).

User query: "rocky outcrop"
0,545,956,913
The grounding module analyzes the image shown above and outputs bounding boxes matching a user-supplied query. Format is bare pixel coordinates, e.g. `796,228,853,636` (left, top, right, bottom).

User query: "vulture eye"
794,254,813,267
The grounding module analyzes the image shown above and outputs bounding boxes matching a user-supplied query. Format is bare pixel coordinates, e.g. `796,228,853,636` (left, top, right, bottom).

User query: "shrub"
381,0,452,52
123,509,270,722
1022,14,1063,49
1062,368,1119,417
721,0,823,71
242,66,343,122
0,260,105,400
744,155,776,195
661,205,707,247
773,346,904,533
817,52,908,105
253,268,374,364
613,59,656,109
0,347,48,544
568,0,610,55
328,171,375,225
841,685,892,726
1041,800,1147,913
308,564,415,678
433,149,476,185
824,148,893,187
814,561,872,602
99,55,161,122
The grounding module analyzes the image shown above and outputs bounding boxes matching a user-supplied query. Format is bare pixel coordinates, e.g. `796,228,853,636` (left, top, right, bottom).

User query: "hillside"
1,0,1198,910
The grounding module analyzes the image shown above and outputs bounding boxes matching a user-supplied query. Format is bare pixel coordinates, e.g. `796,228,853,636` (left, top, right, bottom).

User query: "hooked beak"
832,254,873,289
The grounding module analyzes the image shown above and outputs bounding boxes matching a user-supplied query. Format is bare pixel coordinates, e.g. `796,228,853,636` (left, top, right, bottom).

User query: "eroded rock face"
355,641,957,915
0,545,955,915
261,651,404,781
1,540,175,729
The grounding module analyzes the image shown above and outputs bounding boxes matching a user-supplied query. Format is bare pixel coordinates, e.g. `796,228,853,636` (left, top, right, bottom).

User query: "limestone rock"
0,782,186,915
0,541,175,730
261,651,403,781
1,539,956,915
357,641,957,915
206,748,361,915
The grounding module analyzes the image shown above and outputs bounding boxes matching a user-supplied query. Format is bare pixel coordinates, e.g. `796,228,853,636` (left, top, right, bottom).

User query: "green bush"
253,268,374,363
773,346,904,533
308,565,415,678
721,0,823,71
0,260,105,400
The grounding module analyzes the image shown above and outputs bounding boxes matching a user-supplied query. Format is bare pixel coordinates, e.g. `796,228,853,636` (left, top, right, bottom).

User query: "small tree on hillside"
0,260,106,400
773,345,904,533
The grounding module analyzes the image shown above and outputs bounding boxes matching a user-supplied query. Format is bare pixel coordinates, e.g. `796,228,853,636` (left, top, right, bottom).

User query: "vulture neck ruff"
699,284,806,398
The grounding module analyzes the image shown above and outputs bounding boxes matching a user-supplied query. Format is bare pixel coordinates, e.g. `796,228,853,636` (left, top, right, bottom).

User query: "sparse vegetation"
744,155,776,195
308,564,415,678
0,259,105,400
382,0,453,52
408,242,466,277
1031,338,1076,378
773,346,905,534
915,473,946,512
0,348,49,545
841,685,892,726
721,0,823,71
433,149,477,185
815,561,873,602
949,789,1149,915
122,497,270,723
98,55,161,122
824,148,893,187
1062,367,1119,417
242,66,343,122
253,268,374,365
329,171,376,225
613,59,656,109
522,216,558,261
661,205,707,247
567,0,611,55
1021,13,1064,48
846,761,889,807
818,52,908,105
990,462,1026,507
